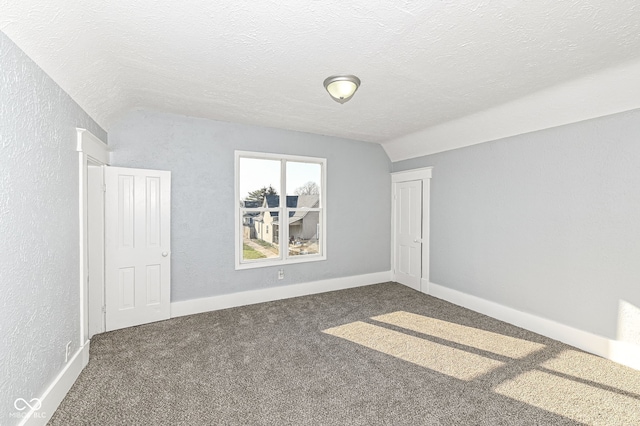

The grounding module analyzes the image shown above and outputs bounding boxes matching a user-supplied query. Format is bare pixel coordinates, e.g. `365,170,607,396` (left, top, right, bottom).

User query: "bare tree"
294,181,320,195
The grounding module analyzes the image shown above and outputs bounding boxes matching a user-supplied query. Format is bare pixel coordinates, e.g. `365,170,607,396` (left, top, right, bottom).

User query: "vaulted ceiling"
2,1,640,159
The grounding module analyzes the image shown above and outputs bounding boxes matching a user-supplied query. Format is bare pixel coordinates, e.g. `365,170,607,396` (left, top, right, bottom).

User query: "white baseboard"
608,339,640,370
19,340,90,426
171,271,392,318
420,278,430,294
428,282,640,371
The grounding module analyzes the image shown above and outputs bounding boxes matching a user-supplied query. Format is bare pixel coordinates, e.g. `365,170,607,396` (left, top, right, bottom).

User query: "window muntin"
236,151,326,269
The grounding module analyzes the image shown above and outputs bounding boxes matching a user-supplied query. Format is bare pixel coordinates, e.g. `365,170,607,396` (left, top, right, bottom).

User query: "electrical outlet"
65,341,72,363
278,269,284,280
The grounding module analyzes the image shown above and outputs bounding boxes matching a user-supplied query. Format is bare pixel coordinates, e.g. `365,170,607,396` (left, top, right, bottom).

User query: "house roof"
289,195,320,225
264,195,301,210
259,195,319,224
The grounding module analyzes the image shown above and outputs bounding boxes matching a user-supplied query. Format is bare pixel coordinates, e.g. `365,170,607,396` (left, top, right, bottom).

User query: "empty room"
2,1,640,425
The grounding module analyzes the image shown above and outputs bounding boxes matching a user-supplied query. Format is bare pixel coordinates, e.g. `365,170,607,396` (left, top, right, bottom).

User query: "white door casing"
391,167,432,293
105,166,171,331
394,180,422,290
77,128,109,345
87,164,105,338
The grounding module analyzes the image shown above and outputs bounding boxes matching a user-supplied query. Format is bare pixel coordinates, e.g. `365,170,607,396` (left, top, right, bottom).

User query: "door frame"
77,128,109,345
391,167,433,293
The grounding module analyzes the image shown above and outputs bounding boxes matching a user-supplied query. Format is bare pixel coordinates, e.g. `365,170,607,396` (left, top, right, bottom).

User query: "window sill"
235,254,326,270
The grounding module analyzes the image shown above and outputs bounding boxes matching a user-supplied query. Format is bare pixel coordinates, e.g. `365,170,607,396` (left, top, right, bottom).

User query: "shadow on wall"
324,310,640,426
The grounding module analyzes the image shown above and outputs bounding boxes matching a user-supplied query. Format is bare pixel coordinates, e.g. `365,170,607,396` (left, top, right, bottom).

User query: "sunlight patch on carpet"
371,311,545,359
494,368,640,426
323,321,504,380
540,349,640,396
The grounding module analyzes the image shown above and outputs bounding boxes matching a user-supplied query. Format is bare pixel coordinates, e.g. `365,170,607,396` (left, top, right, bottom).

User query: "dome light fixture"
323,75,361,104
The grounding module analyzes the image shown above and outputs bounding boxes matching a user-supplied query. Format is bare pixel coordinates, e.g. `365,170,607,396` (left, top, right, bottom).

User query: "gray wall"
393,108,640,341
109,110,391,302
0,32,107,424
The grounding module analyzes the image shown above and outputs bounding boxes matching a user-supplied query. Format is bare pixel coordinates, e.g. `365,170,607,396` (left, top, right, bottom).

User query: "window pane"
286,162,321,204
288,211,321,256
236,152,326,269
239,158,281,207
242,209,280,261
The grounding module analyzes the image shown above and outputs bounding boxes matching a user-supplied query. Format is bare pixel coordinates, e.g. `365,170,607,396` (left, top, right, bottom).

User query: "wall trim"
77,128,109,346
420,278,430,294
383,59,640,162
428,282,640,371
390,166,433,182
76,128,109,164
19,341,90,426
171,271,392,318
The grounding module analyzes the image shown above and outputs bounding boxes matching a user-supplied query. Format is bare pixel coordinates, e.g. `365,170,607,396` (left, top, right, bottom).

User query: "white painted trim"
383,59,640,162
390,168,432,293
171,270,392,318
608,340,640,371
77,129,108,345
87,165,105,338
19,341,90,426
428,282,640,371
420,278,430,295
76,128,109,164
391,167,433,182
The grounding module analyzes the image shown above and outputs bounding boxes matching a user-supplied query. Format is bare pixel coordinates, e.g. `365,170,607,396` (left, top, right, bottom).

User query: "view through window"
236,151,326,269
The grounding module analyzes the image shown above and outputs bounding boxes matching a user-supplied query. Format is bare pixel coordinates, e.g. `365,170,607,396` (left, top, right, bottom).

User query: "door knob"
162,252,169,257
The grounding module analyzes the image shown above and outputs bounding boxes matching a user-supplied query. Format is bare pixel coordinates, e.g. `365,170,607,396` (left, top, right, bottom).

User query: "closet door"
104,166,171,331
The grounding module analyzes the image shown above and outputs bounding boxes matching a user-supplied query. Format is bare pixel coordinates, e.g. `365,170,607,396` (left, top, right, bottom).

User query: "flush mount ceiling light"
323,75,361,104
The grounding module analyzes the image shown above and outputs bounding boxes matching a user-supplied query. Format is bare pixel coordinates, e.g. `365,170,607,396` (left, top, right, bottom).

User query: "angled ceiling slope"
2,0,640,160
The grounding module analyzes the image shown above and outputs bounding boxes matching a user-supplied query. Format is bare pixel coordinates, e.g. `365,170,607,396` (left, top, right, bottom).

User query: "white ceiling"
2,0,640,155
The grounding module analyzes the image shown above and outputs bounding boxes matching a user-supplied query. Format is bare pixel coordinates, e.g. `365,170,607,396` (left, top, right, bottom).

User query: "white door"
105,166,171,331
394,180,422,290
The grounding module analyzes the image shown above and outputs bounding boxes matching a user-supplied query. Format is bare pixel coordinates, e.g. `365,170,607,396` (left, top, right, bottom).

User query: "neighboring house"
255,195,319,245
242,200,261,239
289,200,320,242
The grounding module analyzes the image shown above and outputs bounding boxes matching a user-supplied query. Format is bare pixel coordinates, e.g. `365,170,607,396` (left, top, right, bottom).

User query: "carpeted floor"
49,282,640,425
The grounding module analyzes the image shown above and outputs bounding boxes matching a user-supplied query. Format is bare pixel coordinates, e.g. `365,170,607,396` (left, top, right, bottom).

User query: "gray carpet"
50,283,640,425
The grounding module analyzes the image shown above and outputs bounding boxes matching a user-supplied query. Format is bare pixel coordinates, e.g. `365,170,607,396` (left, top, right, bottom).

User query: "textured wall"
109,110,391,302
0,32,106,425
393,108,640,341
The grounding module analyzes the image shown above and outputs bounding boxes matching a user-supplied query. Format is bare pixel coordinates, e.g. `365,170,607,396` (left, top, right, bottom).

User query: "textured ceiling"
2,0,640,146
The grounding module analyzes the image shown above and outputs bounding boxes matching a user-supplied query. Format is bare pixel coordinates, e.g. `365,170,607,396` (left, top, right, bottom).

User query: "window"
235,151,326,269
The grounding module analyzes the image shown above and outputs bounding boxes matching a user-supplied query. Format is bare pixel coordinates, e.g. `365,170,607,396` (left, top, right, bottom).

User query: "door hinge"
102,184,107,192
102,306,106,313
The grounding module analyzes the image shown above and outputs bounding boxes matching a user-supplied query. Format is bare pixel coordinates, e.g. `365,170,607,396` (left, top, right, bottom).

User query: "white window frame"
234,150,327,270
